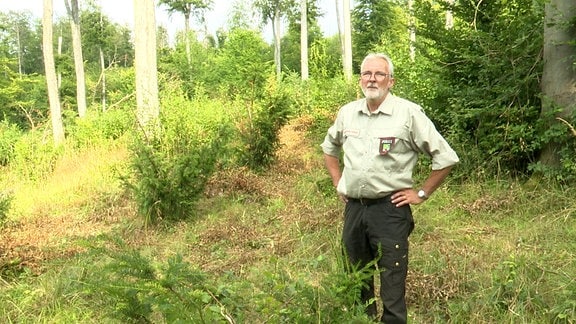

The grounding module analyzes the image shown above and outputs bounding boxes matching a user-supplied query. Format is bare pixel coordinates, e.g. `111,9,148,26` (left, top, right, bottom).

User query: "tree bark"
539,0,576,167
65,0,88,118
273,9,282,81
300,0,308,80
133,0,160,137
42,0,65,146
408,0,416,61
342,0,352,80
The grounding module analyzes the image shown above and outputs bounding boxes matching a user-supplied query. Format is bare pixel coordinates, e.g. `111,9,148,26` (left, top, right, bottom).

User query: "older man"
321,53,459,323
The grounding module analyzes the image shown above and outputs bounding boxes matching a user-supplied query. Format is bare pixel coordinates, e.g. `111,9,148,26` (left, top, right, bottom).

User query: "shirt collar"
359,94,395,116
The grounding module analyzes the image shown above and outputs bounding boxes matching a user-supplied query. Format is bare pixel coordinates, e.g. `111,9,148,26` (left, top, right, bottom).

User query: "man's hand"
391,189,425,207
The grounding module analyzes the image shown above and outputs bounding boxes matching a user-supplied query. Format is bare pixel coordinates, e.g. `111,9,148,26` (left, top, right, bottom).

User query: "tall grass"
1,82,575,322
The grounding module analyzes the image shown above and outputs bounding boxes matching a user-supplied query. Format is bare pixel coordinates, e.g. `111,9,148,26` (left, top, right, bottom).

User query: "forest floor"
0,115,326,278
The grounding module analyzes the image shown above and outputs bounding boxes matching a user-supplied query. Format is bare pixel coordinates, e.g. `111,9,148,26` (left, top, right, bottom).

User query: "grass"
1,117,575,323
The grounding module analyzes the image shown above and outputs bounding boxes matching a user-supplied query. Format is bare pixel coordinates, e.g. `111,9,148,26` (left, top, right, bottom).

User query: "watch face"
418,190,426,198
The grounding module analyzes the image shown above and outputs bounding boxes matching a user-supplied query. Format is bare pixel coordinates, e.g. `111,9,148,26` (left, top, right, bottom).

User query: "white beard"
362,87,385,100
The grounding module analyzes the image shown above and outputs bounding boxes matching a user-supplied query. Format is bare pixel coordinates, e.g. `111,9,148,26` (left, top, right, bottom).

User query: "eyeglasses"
360,71,392,81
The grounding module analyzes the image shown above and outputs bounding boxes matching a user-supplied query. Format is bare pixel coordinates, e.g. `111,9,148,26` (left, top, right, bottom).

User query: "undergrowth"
1,118,575,323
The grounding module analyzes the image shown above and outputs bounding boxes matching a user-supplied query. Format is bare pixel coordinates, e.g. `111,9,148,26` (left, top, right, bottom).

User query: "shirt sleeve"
411,108,460,170
320,110,344,157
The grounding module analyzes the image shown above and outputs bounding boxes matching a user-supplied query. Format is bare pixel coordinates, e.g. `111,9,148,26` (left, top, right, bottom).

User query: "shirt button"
395,244,400,249
395,262,400,267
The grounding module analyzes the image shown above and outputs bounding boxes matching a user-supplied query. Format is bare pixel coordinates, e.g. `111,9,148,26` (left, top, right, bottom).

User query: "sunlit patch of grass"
8,144,129,221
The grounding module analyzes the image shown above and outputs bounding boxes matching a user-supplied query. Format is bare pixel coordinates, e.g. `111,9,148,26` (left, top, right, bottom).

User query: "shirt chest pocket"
373,127,411,155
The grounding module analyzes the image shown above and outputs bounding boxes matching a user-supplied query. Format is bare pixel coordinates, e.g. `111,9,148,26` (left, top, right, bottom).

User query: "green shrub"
238,77,294,172
124,94,233,225
11,130,62,181
0,190,12,226
68,109,134,147
0,121,22,166
83,237,240,323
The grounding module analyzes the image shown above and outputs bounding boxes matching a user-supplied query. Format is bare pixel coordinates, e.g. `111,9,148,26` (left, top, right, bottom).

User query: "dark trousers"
343,196,414,324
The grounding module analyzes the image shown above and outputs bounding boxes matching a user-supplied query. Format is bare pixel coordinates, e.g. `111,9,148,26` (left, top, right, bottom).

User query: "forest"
0,0,575,322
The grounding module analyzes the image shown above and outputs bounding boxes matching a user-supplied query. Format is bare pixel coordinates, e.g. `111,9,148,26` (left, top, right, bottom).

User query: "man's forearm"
323,154,341,187
421,166,453,196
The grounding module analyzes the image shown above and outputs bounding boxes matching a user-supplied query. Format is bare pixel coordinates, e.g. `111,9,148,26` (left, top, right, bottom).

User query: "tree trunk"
342,0,352,80
273,9,282,81
300,0,308,80
16,24,23,75
335,0,345,71
133,0,160,137
42,0,65,146
539,0,576,167
408,0,416,61
184,13,191,65
100,48,106,111
445,0,454,29
65,0,88,118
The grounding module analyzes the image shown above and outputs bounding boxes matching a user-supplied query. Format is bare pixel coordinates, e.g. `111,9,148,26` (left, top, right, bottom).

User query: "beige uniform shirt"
321,94,459,199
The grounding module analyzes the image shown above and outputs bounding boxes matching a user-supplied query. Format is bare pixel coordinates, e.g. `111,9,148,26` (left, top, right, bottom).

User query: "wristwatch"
417,189,428,200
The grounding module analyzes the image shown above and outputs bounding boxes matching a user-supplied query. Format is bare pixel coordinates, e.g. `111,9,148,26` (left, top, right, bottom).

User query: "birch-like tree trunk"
342,0,352,80
184,13,191,64
65,0,88,118
16,24,23,75
100,48,106,111
335,0,344,60
273,9,282,81
134,0,160,137
408,0,416,61
445,0,455,29
42,0,65,145
300,0,308,80
539,0,576,167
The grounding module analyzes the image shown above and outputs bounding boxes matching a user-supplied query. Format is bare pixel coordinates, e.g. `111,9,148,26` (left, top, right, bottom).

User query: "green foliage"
352,0,410,73
0,190,12,226
490,256,545,317
528,112,576,183
213,28,273,100
68,109,134,148
405,0,545,180
237,76,294,172
0,11,44,74
549,281,576,323
250,258,374,322
85,67,136,110
0,121,22,166
308,35,343,79
79,7,134,69
158,31,218,99
124,94,233,225
280,0,324,75
84,237,238,323
10,130,62,181
0,65,47,129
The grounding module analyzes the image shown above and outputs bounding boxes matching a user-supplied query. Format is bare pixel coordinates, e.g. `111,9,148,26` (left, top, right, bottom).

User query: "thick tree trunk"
300,0,308,80
539,0,576,167
65,0,88,118
133,0,160,137
42,0,65,146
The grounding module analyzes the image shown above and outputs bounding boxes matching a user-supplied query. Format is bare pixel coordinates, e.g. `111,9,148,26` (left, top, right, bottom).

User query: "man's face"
359,58,394,101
